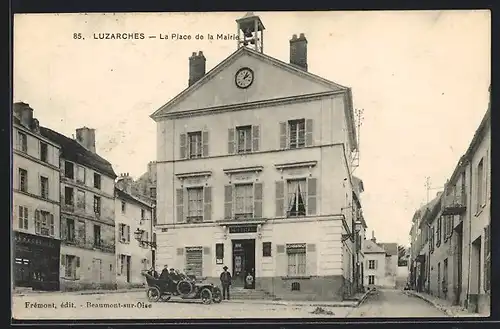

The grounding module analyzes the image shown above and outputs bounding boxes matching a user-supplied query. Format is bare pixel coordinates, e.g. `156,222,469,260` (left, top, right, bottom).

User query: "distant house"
363,232,398,289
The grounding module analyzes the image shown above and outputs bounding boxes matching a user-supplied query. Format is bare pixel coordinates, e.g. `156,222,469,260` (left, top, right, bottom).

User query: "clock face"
235,68,254,89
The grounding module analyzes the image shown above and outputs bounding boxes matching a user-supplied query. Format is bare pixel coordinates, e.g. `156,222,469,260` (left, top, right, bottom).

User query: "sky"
13,11,491,247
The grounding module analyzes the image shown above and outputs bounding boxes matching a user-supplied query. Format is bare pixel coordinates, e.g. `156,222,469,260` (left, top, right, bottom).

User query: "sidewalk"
403,290,483,317
13,288,145,297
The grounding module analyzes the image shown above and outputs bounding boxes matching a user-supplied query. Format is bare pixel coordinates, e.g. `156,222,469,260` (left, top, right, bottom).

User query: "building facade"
40,126,118,291
409,95,490,314
12,103,62,291
363,237,385,289
151,13,361,301
115,174,155,288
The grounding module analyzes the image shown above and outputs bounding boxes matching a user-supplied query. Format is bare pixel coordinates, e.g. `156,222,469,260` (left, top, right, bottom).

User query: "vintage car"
142,270,222,304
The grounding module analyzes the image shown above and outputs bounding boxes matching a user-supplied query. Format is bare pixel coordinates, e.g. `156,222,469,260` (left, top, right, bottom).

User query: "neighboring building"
40,126,118,291
362,232,398,289
114,174,155,288
363,234,385,289
409,88,490,314
150,13,361,301
352,176,367,293
12,103,62,291
378,242,398,288
133,161,158,201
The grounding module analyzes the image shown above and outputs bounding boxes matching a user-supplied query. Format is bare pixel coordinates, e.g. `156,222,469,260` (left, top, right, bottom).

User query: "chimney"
13,102,34,128
371,230,376,243
75,127,96,153
289,33,308,71
117,173,134,194
188,51,206,87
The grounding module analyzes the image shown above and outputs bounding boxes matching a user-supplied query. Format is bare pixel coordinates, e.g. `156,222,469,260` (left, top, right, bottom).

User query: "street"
347,289,448,318
12,289,451,320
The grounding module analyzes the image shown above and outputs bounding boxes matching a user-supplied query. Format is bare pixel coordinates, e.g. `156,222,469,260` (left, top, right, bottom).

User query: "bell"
244,28,253,38
243,41,249,46
250,39,255,45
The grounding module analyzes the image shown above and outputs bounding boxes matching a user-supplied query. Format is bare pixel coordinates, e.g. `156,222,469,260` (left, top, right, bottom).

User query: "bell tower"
236,12,265,53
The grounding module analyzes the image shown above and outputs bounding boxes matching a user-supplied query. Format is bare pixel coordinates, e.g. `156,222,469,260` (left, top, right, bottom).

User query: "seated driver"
169,268,180,282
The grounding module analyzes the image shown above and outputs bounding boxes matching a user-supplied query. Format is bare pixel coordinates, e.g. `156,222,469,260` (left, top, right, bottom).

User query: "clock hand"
244,73,249,79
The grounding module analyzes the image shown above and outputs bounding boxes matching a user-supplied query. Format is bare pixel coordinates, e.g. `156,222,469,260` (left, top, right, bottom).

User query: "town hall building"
151,13,363,301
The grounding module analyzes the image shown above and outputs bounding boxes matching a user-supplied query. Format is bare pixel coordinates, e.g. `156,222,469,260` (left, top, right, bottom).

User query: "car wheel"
146,287,161,302
212,287,222,303
200,288,213,305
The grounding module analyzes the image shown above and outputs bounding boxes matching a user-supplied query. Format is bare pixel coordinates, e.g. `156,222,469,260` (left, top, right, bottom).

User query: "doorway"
470,237,481,312
232,239,256,289
92,258,103,283
454,224,463,305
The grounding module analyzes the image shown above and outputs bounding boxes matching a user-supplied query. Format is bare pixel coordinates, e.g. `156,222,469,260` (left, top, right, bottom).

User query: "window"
40,176,49,199
437,262,441,294
40,142,48,162
236,126,252,153
185,247,203,277
35,211,54,236
19,168,28,192
93,173,101,189
476,158,484,211
77,190,85,210
93,196,101,215
443,258,448,291
436,217,442,247
287,179,306,217
77,166,85,184
65,161,74,179
215,243,224,263
121,201,126,213
234,184,253,218
93,225,101,246
188,131,202,159
187,187,203,221
18,206,29,230
66,218,75,242
368,275,375,285
119,223,130,242
63,255,80,279
17,132,28,152
368,260,376,269
287,244,306,276
150,187,157,199
484,225,491,292
289,119,305,149
263,242,272,257
141,209,145,220
65,187,74,206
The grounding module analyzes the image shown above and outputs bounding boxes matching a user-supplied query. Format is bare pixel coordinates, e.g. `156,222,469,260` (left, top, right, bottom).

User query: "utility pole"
424,176,443,203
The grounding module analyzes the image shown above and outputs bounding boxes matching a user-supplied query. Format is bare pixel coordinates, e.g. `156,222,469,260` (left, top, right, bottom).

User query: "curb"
14,288,144,297
403,290,454,316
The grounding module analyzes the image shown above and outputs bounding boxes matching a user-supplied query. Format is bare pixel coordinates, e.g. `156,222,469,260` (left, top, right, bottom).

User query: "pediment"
151,47,347,119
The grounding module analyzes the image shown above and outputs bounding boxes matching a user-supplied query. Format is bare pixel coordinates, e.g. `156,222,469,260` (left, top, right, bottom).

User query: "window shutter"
75,257,81,279
126,225,130,242
35,210,40,234
179,133,187,159
279,122,287,149
61,254,66,267
202,131,209,157
224,185,233,219
374,260,378,269
117,255,122,275
253,182,263,219
177,248,184,256
228,128,235,154
275,181,285,217
306,244,317,276
203,186,212,222
176,188,184,223
276,245,286,276
61,218,68,240
252,125,260,152
305,119,313,146
50,214,55,236
307,178,317,215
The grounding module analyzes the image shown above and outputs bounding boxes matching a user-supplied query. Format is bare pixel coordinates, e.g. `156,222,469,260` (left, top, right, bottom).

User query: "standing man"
220,266,232,300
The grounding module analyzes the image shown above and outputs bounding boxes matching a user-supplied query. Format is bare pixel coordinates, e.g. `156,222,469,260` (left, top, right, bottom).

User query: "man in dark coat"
159,265,170,280
220,266,232,300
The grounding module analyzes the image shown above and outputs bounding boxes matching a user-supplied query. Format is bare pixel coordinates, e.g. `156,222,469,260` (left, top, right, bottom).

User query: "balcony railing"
442,186,467,216
62,236,115,253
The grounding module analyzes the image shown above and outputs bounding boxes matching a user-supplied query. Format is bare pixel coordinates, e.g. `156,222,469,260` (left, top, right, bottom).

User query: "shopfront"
13,231,61,291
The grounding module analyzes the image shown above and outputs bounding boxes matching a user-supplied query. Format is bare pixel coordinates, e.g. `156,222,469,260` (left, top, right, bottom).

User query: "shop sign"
286,243,306,253
229,225,257,234
14,233,57,249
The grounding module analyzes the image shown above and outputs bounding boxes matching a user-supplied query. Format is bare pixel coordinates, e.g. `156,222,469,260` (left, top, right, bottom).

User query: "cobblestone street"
347,289,450,318
12,291,352,320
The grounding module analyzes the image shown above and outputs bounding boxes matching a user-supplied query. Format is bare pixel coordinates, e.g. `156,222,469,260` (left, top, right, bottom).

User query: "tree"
398,245,408,267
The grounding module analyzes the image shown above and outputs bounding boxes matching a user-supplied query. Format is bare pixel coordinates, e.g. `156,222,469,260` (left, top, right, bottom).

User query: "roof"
363,239,386,254
39,126,117,178
150,46,358,151
115,187,154,208
379,243,398,256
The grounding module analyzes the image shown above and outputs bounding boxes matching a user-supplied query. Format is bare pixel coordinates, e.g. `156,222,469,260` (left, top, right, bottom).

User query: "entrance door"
126,256,131,283
232,239,255,289
92,258,102,283
455,225,463,305
14,257,31,287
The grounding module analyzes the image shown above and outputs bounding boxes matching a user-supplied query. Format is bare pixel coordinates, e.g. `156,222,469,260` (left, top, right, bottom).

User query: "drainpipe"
466,160,472,308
